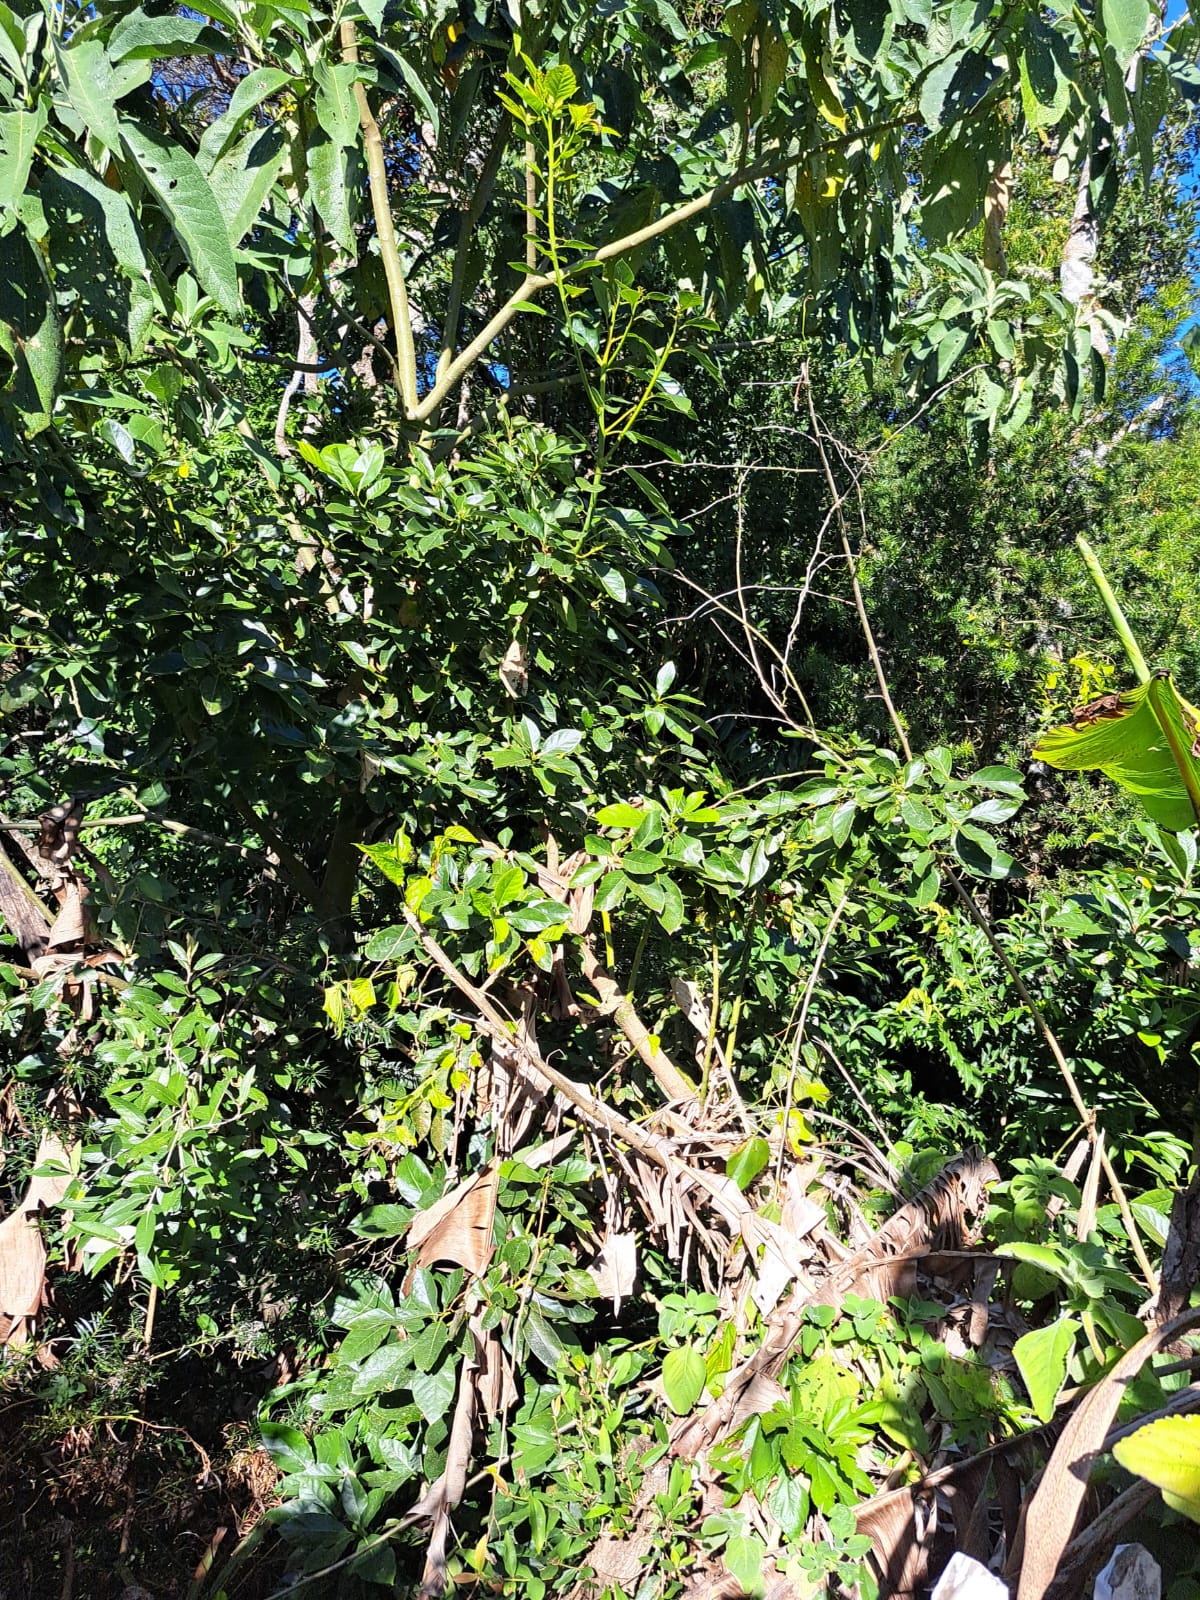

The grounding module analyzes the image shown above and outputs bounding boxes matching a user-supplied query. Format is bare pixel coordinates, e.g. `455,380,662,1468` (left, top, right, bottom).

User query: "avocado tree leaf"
1033,674,1200,832
119,121,240,311
1112,1414,1200,1524
0,221,63,433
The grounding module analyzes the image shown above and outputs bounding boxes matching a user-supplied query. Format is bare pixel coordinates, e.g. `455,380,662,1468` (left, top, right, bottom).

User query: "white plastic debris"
1094,1544,1161,1600
930,1553,1009,1600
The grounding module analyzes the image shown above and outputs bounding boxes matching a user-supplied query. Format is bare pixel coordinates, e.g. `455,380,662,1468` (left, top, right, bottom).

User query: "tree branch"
413,117,907,424
341,21,419,415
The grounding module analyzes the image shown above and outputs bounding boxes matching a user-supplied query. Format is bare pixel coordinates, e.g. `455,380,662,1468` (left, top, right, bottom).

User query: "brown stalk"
401,906,747,1228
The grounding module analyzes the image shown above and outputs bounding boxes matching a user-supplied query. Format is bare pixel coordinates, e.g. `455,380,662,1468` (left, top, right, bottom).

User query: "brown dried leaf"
0,1131,73,1347
414,1353,478,1599
498,636,528,699
1015,1306,1200,1600
588,1229,637,1312
0,840,51,959
1076,1132,1103,1242
44,879,90,952
407,1162,499,1277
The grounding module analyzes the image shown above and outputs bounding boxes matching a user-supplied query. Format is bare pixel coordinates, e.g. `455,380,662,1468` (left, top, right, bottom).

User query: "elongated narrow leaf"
55,38,151,151
1033,673,1200,831
120,121,240,311
42,167,158,352
307,60,360,254
0,102,45,215
375,42,440,139
0,221,63,432
198,66,294,172
108,9,230,60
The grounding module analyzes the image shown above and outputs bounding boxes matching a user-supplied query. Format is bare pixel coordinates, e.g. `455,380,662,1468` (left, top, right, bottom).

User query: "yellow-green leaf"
1113,1414,1200,1523
1033,673,1200,832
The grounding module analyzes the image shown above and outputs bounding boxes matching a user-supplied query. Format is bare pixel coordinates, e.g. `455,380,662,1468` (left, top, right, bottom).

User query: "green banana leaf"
1033,672,1200,832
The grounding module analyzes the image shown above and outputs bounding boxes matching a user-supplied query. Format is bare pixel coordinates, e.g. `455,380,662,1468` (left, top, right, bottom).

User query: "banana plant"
1033,537,1200,832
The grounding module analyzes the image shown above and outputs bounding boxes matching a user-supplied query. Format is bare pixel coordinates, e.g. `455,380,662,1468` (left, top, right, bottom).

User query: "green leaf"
308,60,360,255
351,1341,413,1396
726,1136,770,1191
0,101,45,215
260,1422,313,1473
55,38,152,152
120,121,240,312
198,66,294,171
596,802,647,828
523,1305,568,1369
375,42,440,141
1101,0,1151,70
662,1345,707,1413
724,1533,765,1596
107,7,230,60
0,222,62,432
1112,1414,1200,1524
658,876,685,933
1020,13,1072,130
1034,674,1200,832
209,122,289,248
901,795,936,833
1012,1318,1078,1422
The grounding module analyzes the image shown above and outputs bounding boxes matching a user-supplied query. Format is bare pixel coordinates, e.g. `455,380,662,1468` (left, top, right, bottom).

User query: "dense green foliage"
2,0,1200,1596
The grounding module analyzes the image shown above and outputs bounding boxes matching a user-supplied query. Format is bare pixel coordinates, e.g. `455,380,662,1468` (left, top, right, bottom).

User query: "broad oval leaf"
662,1344,707,1414
1112,1414,1200,1524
